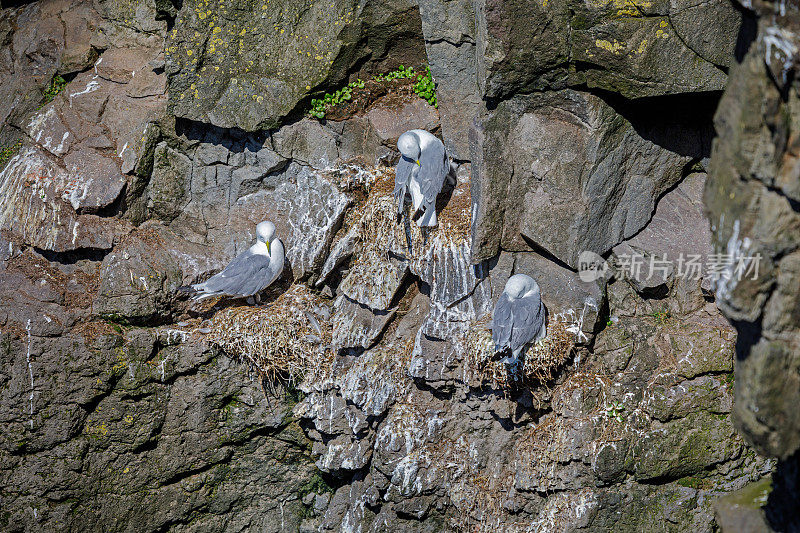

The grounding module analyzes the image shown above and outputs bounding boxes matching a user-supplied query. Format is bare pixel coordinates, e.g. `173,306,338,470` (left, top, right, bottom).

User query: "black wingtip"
177,285,194,294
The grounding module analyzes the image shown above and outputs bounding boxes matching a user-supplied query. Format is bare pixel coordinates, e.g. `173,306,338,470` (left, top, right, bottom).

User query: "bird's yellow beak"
415,159,421,166
266,241,271,254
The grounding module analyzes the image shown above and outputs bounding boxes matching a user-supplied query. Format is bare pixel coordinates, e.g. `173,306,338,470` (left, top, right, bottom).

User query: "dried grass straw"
466,318,576,389
207,285,334,386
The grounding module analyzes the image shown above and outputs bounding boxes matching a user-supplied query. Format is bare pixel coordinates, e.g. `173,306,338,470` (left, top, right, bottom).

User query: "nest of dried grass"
207,285,334,386
343,164,472,261
465,319,576,390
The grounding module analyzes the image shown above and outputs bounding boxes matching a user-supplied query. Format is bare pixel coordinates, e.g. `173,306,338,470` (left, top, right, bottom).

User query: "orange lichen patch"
465,319,576,390
207,285,334,385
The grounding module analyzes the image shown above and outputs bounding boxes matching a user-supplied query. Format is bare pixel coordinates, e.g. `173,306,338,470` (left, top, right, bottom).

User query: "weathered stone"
418,0,482,160
0,146,131,252
93,224,184,324
704,2,800,459
340,254,409,311
0,0,780,531
645,375,733,423
331,295,396,350
147,142,192,223
471,90,691,267
472,0,736,100
714,477,774,533
0,1,96,145
272,118,340,168
366,97,440,145
62,148,127,211
165,0,425,131
632,413,742,481
613,172,714,297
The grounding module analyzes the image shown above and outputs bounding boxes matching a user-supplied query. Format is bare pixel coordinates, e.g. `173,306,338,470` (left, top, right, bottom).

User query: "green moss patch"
308,64,438,120
0,141,22,170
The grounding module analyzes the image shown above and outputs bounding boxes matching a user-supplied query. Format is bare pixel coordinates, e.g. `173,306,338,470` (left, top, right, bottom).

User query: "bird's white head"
504,273,539,300
256,221,276,252
398,131,421,164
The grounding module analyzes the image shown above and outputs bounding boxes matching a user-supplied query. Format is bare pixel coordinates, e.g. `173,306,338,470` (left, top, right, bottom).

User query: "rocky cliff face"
0,0,790,531
704,0,800,529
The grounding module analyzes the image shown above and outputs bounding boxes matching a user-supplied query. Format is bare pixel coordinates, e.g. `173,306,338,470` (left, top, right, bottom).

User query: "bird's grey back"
492,293,515,350
492,292,546,352
418,138,449,208
197,248,272,297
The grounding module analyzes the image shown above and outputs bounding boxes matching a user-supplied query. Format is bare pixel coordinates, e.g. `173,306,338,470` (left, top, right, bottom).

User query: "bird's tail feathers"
416,205,437,227
177,284,221,301
490,347,510,362
191,291,219,302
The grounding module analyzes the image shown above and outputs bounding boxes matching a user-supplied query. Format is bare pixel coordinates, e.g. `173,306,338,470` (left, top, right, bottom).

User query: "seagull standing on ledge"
183,221,285,302
491,274,547,369
394,129,452,227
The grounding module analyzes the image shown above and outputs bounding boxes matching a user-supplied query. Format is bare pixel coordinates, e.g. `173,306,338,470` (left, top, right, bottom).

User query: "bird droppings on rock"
0,0,789,530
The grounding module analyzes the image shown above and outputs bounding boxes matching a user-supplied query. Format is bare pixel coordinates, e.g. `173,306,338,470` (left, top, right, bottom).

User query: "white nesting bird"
491,274,547,367
394,129,452,227
186,221,285,302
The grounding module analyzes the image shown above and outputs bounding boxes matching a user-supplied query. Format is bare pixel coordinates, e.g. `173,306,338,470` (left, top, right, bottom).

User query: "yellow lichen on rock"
595,38,626,54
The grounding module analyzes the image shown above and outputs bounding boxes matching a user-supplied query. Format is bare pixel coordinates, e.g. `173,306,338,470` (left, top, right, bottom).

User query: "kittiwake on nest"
394,129,454,227
491,273,547,369
181,221,285,302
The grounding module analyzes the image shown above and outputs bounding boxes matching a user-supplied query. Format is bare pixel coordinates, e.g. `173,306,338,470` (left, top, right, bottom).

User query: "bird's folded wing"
203,252,270,296
510,295,545,349
492,293,514,349
419,141,448,207
394,157,415,206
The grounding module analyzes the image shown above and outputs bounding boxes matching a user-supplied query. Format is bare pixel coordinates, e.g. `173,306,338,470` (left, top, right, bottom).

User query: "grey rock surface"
0,0,783,532
472,0,736,101
471,90,693,266
705,0,800,463
0,244,318,533
613,172,714,299
165,0,426,130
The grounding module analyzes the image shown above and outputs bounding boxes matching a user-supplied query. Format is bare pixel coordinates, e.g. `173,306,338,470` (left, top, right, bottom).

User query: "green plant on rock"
373,64,418,82
308,79,366,119
374,64,438,107
651,307,671,325
0,141,22,170
308,64,438,119
603,401,625,423
412,66,437,107
39,74,67,109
